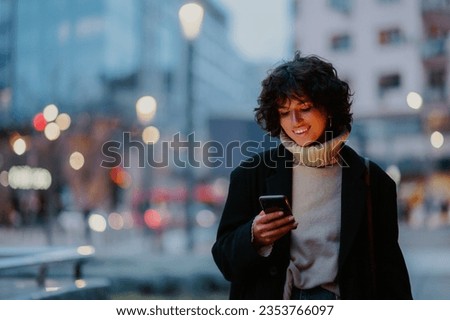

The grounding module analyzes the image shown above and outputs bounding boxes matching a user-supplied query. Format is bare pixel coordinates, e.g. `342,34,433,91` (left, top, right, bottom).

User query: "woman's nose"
290,109,302,124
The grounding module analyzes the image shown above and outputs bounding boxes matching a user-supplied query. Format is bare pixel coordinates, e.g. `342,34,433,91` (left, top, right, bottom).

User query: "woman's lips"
292,126,309,135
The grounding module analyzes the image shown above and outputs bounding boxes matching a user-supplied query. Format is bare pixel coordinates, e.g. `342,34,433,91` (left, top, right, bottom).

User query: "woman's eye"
300,104,313,112
279,111,290,117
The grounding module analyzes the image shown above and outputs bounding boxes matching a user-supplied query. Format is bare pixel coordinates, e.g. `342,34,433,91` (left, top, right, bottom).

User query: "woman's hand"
252,210,298,248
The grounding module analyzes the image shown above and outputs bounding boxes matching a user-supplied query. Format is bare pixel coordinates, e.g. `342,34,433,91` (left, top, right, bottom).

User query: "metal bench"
0,245,95,287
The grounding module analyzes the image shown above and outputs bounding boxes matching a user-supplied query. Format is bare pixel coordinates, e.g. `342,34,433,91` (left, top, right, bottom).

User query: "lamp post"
178,2,204,252
135,95,160,249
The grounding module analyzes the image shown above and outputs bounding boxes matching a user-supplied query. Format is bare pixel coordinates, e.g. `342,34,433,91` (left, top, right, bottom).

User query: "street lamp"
179,3,204,40
179,2,204,252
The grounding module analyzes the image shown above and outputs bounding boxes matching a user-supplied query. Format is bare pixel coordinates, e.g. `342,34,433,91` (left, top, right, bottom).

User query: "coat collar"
264,144,367,270
338,145,367,270
264,144,294,206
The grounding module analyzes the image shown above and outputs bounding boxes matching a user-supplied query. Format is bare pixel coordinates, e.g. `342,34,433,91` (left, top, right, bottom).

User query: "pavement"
1,222,450,300
398,225,450,299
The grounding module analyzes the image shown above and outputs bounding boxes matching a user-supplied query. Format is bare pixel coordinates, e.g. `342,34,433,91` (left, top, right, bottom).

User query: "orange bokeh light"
110,167,131,188
144,209,162,229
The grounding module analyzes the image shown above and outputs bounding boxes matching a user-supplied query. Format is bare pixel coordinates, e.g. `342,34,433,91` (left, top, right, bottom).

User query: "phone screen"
259,195,292,216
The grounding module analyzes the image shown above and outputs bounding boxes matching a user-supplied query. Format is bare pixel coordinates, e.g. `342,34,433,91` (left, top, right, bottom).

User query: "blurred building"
0,0,16,127
0,0,258,130
0,0,263,227
292,0,450,177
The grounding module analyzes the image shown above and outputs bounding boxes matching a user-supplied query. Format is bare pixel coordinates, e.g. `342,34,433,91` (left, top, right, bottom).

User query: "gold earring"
329,116,333,128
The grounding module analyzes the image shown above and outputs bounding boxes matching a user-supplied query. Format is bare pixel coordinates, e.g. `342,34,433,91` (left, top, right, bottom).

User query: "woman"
211,52,412,300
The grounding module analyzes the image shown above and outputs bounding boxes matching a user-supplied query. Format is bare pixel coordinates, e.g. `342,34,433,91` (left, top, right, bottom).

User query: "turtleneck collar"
280,129,350,167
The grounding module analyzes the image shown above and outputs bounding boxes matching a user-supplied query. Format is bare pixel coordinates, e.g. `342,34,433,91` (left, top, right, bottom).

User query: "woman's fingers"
259,211,286,223
257,212,295,231
252,211,298,247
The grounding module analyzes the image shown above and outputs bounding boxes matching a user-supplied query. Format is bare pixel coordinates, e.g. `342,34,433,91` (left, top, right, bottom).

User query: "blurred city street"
1,0,450,303
399,224,450,300
1,221,450,300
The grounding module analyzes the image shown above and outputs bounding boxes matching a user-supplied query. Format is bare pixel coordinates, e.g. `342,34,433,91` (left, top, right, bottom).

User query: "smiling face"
279,98,328,147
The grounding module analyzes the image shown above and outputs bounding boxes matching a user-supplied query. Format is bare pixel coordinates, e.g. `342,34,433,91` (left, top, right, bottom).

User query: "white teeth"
293,128,308,134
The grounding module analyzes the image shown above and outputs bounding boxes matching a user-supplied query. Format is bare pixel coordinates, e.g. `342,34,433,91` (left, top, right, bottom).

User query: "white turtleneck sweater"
279,130,349,299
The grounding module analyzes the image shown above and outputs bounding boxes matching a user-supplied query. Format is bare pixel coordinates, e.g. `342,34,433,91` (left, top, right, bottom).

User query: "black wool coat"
212,144,412,299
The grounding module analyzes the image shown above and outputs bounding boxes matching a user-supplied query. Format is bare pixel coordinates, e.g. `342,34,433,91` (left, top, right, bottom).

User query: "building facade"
0,0,262,227
0,0,16,127
292,0,450,175
0,0,258,133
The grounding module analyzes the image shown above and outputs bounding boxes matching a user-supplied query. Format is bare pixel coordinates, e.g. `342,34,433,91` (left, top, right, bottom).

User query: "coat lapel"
338,145,367,270
264,145,294,252
264,145,294,205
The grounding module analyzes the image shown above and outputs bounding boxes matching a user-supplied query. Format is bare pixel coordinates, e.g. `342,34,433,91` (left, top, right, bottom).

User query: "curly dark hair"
255,52,353,137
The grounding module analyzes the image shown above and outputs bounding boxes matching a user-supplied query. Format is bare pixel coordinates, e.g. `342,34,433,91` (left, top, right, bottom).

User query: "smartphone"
259,195,292,216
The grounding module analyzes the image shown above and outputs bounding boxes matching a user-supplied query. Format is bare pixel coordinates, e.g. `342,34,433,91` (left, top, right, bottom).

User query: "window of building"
378,28,405,45
378,73,401,96
429,70,446,87
426,26,447,38
328,0,352,13
422,37,446,58
426,69,446,101
330,34,351,51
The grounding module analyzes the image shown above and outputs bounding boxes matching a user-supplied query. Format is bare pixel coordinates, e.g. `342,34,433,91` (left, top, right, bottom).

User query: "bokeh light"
178,3,204,40
77,245,95,255
55,113,71,131
212,177,228,199
69,152,85,170
430,131,444,149
43,104,59,122
195,209,216,228
88,214,107,232
8,166,52,190
33,113,47,131
136,96,157,123
12,138,27,155
44,122,61,141
144,209,162,229
108,212,124,230
0,171,9,187
75,280,87,288
110,167,132,188
142,126,160,144
406,91,423,110
121,211,134,229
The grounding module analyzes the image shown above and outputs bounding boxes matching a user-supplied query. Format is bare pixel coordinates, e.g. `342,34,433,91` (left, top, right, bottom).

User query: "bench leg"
37,264,48,287
74,261,83,280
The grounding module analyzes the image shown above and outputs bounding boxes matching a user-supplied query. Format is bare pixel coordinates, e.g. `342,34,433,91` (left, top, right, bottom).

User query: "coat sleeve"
211,165,271,282
372,165,413,299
